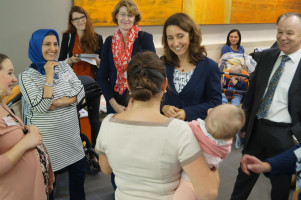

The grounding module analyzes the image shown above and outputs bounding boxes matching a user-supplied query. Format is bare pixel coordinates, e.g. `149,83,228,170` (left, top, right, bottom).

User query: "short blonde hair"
205,104,245,140
112,0,141,25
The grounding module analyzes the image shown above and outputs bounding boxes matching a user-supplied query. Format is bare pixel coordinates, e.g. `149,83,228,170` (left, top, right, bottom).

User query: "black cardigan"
58,32,103,80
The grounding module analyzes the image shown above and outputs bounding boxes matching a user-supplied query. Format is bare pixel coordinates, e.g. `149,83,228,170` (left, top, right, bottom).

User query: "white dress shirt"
264,47,301,123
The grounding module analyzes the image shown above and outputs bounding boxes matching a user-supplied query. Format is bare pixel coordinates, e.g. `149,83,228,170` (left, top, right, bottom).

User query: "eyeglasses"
71,15,86,23
118,13,134,19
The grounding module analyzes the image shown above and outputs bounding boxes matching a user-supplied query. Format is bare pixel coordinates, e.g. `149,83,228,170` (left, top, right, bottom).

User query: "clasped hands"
162,105,186,120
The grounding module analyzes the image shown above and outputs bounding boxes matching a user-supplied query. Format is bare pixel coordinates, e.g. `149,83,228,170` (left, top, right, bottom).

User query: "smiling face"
229,31,239,46
71,12,87,31
277,16,301,55
116,6,135,32
42,35,59,61
0,59,17,98
166,25,190,59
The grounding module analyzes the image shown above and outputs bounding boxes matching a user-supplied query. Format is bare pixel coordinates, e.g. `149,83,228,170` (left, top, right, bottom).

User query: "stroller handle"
221,71,250,79
221,88,247,95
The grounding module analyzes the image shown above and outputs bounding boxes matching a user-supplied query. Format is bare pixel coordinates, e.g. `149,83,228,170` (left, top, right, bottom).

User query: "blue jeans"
49,157,87,200
222,93,243,106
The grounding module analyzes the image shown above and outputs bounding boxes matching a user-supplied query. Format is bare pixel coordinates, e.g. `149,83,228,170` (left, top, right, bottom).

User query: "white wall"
0,0,72,78
0,0,277,80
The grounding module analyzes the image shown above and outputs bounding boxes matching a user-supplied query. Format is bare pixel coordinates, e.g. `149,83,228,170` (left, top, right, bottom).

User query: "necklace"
178,66,185,72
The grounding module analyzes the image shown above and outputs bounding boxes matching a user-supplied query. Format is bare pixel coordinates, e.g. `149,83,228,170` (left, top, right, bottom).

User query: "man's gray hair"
277,12,301,24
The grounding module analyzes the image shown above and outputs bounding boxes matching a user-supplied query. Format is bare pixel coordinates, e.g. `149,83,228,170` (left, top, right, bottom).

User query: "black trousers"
231,119,295,200
49,157,88,200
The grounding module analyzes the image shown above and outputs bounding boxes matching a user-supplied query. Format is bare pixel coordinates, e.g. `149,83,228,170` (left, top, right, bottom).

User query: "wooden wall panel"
74,0,182,26
74,0,301,25
230,0,301,24
183,0,232,24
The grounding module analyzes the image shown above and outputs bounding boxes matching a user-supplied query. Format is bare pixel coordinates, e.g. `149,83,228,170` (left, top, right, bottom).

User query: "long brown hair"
162,13,207,67
65,6,98,53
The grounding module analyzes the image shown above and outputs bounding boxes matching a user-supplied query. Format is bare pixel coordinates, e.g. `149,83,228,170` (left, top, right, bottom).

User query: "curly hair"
65,6,99,53
162,13,207,67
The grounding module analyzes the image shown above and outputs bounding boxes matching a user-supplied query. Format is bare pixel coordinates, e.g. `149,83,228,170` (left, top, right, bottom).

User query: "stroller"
219,52,255,104
77,76,102,175
219,53,256,148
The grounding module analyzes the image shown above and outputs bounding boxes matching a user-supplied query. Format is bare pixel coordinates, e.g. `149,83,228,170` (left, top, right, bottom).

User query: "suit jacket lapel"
256,49,280,100
289,59,301,98
131,31,142,57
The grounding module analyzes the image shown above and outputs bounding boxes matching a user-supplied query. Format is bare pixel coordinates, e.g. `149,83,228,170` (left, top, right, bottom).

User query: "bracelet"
44,82,54,87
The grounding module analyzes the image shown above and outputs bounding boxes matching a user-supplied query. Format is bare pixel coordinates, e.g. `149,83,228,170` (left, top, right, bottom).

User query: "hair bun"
127,51,166,101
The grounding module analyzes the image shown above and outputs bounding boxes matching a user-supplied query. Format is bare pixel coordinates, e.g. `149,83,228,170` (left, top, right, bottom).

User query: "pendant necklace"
178,66,184,72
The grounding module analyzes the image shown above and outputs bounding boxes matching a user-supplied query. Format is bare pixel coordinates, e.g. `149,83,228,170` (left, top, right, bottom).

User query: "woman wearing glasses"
59,6,103,147
59,6,103,80
98,0,156,114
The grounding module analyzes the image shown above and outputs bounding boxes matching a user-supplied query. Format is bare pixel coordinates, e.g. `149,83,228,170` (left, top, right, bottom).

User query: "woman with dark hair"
19,29,87,200
0,54,54,200
59,5,103,148
221,29,245,55
96,51,219,200
161,13,221,121
98,0,156,114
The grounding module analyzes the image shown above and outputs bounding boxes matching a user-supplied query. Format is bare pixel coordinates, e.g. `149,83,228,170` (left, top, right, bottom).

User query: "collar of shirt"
279,47,301,64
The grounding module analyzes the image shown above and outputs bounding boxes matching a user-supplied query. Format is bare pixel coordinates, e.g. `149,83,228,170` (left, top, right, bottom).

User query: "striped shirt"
19,61,85,171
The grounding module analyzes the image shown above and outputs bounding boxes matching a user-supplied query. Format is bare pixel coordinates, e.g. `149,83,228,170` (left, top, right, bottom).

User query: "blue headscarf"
28,29,60,76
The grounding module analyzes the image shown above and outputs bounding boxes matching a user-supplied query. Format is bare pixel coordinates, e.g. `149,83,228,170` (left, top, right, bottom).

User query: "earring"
164,90,167,93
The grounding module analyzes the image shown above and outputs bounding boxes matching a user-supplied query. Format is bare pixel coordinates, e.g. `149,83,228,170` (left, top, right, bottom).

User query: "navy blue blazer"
163,57,222,121
98,31,156,113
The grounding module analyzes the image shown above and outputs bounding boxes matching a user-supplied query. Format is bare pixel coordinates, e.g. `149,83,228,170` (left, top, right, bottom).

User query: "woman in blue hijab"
19,29,87,200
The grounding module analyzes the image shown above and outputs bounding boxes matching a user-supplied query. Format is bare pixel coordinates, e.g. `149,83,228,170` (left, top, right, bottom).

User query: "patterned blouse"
173,68,195,93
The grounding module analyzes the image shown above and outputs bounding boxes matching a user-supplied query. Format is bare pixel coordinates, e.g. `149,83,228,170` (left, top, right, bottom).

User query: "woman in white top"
96,51,219,200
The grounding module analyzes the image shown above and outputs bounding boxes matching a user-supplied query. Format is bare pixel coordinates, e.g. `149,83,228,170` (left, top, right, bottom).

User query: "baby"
222,64,248,106
173,104,245,200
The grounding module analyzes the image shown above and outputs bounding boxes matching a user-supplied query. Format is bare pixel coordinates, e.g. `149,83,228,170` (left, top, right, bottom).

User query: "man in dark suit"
231,12,301,200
